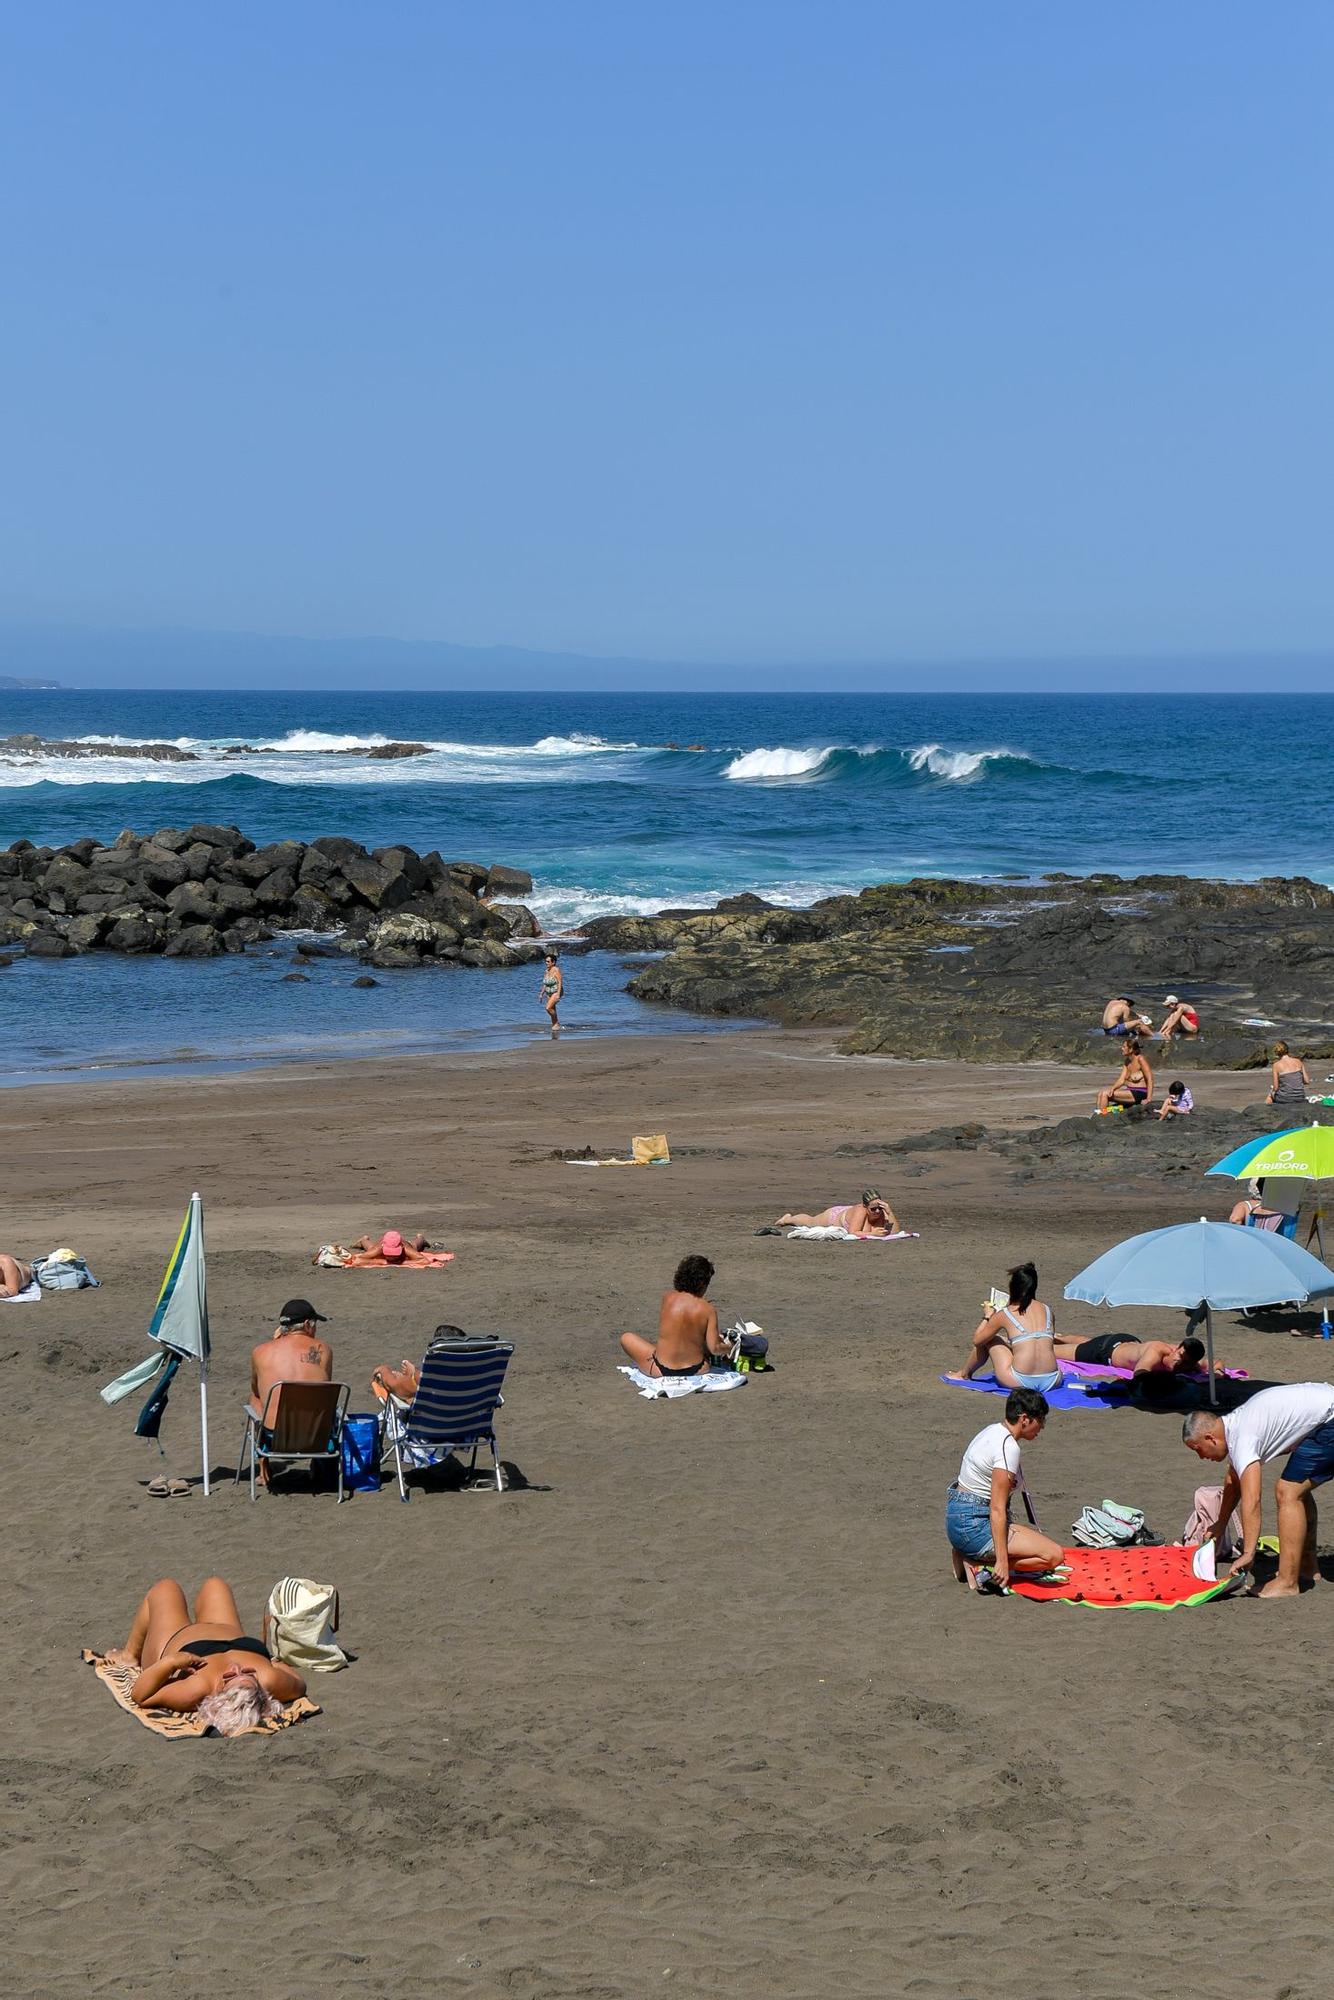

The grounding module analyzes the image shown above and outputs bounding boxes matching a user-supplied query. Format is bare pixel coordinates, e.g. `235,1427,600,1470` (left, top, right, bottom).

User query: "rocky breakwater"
583,875,1334,1069
0,825,544,969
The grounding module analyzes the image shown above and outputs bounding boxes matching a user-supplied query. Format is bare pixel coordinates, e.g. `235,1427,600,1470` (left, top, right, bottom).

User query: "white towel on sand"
2,1278,42,1304
785,1226,918,1242
618,1366,747,1400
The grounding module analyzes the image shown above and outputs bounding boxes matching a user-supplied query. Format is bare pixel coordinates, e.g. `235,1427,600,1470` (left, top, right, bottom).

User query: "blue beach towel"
939,1374,1107,1414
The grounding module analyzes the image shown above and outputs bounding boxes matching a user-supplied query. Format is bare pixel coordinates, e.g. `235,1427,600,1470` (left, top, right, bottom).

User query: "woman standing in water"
540,952,564,1038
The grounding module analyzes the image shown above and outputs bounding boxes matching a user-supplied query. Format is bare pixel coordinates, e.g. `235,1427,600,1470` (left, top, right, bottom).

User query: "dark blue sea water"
2,688,1328,1077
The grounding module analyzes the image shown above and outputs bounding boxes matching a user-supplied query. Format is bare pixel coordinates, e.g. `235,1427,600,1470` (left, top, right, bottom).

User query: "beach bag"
1182,1483,1240,1558
265,1577,348,1674
724,1321,771,1372
341,1412,382,1494
632,1133,670,1164
35,1251,99,1290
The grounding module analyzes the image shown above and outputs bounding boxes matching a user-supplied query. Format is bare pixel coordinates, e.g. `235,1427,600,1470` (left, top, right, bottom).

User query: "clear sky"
4,2,1333,676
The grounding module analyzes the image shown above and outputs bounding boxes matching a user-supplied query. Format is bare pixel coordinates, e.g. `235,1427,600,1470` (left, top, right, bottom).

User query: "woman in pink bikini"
775,1189,902,1235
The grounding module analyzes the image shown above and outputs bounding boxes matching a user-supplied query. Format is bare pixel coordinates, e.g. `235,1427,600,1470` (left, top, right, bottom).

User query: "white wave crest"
906,743,1030,782
258,730,395,752
722,746,831,782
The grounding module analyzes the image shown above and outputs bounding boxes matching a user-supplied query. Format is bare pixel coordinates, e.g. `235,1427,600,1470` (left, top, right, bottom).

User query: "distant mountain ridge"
0,674,60,688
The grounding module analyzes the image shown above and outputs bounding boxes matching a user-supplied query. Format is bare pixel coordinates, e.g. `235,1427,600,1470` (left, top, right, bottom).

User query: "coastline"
7,1031,1327,1996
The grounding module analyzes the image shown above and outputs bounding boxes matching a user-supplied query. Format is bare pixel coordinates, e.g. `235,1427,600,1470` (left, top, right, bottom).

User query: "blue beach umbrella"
1065,1219,1334,1405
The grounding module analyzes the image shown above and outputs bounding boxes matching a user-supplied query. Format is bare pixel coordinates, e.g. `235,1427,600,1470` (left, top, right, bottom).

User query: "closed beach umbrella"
1207,1124,1334,1260
1065,1218,1334,1405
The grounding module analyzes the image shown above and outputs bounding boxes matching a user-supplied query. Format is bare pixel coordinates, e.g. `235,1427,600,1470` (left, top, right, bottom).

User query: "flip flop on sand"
146,1476,191,1498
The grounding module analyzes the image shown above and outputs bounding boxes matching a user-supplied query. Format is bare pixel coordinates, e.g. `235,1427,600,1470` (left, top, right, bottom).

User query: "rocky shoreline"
0,824,543,968
586,874,1334,1069
0,733,433,763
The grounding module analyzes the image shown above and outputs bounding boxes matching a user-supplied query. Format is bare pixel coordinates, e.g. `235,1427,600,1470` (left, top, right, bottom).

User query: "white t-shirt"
957,1422,1022,1498
1222,1383,1334,1477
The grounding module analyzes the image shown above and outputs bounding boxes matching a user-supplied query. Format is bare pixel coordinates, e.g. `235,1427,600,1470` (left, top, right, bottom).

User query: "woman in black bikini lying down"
619,1254,731,1378
105,1577,306,1733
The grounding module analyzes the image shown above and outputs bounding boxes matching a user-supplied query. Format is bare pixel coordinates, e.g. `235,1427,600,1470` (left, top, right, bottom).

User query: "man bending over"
620,1255,729,1378
1182,1381,1334,1598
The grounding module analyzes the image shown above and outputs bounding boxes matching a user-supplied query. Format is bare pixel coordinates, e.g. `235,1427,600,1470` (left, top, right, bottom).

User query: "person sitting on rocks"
1095,1037,1154,1114
337,1230,448,1267
1157,1079,1194,1121
0,1251,36,1299
619,1255,730,1378
1267,1042,1311,1106
1102,996,1152,1037
1155,994,1200,1047
775,1190,902,1235
1052,1331,1221,1376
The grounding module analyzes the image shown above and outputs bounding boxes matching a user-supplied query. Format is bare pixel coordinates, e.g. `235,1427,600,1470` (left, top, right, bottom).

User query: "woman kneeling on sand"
105,1577,306,1733
776,1189,902,1235
946,1387,1066,1589
947,1261,1061,1394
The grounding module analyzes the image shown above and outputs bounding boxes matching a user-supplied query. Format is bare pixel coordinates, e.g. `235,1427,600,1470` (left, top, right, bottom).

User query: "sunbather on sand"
946,1262,1061,1393
370,1322,468,1405
337,1230,447,1267
1052,1331,1221,1376
619,1255,730,1378
105,1576,305,1733
0,1252,35,1298
776,1189,902,1235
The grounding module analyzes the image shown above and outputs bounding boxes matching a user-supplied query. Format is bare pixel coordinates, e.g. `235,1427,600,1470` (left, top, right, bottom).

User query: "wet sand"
4,1032,1332,1999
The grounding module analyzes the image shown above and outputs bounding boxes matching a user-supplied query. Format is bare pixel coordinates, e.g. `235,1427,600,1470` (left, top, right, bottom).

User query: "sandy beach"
6,1030,1333,2000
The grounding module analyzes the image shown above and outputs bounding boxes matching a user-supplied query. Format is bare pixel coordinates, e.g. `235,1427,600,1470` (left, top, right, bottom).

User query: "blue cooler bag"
341,1413,382,1494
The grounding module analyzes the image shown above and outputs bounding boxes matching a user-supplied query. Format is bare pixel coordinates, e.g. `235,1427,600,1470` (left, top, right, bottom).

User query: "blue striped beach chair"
382,1335,514,1501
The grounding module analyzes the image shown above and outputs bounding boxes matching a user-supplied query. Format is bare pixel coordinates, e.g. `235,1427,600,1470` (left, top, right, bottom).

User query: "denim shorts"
945,1484,997,1561
1283,1417,1334,1489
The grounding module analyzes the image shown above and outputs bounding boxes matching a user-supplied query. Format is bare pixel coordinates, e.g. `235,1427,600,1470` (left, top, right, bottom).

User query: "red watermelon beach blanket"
1010,1542,1239,1609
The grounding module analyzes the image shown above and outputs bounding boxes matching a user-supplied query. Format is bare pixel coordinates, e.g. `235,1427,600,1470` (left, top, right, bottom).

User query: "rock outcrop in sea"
0,825,542,968
584,874,1334,1069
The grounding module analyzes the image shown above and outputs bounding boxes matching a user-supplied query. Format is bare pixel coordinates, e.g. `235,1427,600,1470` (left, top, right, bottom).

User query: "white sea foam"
722,746,832,781
906,743,1031,782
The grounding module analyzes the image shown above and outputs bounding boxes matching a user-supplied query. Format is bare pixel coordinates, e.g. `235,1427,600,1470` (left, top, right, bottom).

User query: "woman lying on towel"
105,1577,306,1735
946,1261,1061,1394
334,1231,451,1268
946,1388,1066,1587
775,1189,903,1236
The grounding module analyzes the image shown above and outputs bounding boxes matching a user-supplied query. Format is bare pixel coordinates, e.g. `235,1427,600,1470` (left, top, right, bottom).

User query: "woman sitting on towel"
775,1189,902,1236
105,1577,306,1735
619,1254,731,1378
946,1387,1065,1588
0,1252,35,1299
946,1261,1062,1394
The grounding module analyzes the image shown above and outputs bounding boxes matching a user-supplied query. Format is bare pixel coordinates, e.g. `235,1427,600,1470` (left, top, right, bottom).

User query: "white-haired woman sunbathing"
105,1577,305,1734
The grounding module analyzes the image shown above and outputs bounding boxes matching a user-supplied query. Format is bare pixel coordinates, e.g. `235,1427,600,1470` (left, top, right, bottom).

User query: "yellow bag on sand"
632,1134,670,1165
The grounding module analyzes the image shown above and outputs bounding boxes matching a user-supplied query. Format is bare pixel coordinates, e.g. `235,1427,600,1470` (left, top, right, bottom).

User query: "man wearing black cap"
250,1297,333,1422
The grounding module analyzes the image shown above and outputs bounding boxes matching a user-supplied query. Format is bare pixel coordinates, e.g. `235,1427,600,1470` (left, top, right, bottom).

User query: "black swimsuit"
649,1356,709,1378
164,1632,270,1661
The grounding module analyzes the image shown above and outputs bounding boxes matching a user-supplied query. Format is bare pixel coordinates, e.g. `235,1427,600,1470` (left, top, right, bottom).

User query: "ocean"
3,687,1329,1079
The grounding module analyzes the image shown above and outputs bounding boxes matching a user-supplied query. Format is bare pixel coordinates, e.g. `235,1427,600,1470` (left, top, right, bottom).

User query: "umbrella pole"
199,1359,211,1497
1204,1303,1218,1408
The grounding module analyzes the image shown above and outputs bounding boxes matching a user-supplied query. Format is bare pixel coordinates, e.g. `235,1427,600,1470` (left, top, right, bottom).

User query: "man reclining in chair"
619,1255,731,1378
370,1323,469,1408
250,1298,334,1486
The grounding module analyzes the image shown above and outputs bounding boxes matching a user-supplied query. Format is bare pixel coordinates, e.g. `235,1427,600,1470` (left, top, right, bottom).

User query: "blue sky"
3,3,1333,678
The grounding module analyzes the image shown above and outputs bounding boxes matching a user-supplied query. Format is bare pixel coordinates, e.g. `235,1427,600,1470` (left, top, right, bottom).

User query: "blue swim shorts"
1282,1417,1334,1488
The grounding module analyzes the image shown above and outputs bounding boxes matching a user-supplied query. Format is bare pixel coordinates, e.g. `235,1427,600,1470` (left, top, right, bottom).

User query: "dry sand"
4,1031,1333,1999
